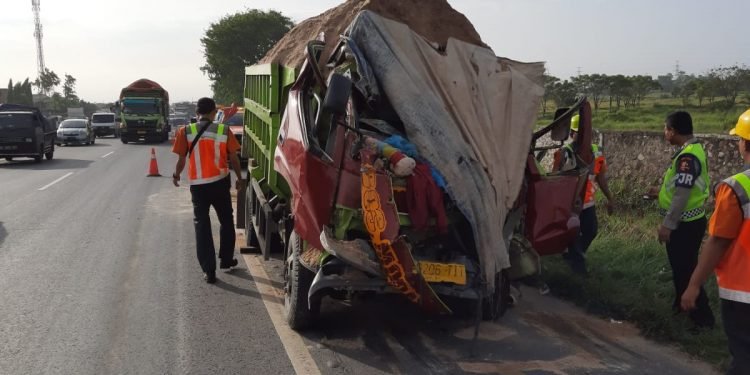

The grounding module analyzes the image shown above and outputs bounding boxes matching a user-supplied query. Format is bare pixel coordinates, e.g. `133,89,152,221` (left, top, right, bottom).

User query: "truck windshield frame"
122,99,160,116
0,113,36,129
92,114,115,123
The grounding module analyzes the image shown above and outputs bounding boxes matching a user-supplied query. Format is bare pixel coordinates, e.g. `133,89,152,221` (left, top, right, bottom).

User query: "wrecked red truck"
238,9,593,330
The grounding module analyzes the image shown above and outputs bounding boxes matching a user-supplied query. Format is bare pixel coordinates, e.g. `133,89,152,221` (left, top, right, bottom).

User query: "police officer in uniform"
682,109,750,374
649,111,714,329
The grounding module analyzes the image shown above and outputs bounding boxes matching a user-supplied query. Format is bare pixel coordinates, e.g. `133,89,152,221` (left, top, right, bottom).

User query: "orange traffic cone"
147,148,161,177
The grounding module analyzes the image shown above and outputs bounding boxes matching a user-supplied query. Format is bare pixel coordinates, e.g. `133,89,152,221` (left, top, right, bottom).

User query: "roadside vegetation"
536,65,750,133
533,66,750,371
539,180,730,370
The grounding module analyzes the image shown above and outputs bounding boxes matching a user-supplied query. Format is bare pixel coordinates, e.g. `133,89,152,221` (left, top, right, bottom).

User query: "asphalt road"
0,138,294,374
0,138,720,375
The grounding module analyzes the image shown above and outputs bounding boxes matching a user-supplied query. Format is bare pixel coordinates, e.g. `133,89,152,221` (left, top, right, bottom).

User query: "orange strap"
361,162,421,304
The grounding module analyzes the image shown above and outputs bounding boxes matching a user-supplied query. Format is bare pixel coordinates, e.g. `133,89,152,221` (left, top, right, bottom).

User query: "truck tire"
45,146,54,160
5,157,12,161
482,270,511,321
284,231,319,330
121,137,128,144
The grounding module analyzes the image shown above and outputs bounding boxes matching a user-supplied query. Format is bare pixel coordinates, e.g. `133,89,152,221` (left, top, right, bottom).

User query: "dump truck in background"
116,79,169,144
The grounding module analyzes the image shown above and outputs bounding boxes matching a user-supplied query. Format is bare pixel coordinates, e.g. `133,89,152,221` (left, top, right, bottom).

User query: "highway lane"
0,138,294,374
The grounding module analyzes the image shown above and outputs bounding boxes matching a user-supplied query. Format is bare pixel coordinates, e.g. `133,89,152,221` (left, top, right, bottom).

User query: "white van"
91,112,118,137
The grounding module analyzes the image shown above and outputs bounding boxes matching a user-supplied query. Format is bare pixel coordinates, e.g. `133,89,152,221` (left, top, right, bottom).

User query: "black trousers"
722,299,750,375
190,176,235,275
666,217,714,327
565,206,598,273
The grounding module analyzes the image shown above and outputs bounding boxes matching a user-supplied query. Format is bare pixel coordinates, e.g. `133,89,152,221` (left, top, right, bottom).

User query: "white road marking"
242,252,322,375
38,172,73,191
101,151,114,158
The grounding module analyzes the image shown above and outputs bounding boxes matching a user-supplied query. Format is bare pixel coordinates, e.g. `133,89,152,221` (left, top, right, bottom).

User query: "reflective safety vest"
564,143,605,209
716,171,750,303
658,142,709,221
186,121,229,185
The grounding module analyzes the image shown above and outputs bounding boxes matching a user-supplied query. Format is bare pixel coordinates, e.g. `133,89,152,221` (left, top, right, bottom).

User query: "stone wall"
598,130,744,201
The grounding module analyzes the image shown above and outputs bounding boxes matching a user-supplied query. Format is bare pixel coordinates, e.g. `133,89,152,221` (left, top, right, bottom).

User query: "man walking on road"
553,114,615,275
171,97,245,283
648,111,714,329
682,109,750,374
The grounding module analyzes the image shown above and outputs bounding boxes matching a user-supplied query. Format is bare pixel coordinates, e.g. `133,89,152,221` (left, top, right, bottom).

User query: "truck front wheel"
121,137,128,144
284,231,319,330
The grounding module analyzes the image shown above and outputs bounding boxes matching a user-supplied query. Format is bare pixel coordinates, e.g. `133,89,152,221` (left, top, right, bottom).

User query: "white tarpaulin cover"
347,11,544,289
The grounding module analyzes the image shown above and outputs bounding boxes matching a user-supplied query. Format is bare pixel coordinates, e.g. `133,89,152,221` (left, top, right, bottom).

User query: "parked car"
57,119,95,146
91,112,118,137
0,104,55,162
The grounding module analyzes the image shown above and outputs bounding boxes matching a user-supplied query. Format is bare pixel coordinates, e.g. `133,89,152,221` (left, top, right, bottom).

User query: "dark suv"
0,104,55,162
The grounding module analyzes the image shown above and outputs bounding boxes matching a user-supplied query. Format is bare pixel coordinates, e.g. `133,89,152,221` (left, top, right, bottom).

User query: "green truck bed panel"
243,63,297,198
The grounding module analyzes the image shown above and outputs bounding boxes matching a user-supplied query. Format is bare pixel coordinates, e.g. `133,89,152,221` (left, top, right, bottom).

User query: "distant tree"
79,100,100,116
550,80,578,108
50,92,65,113
6,79,13,104
629,75,660,106
62,74,78,103
674,78,697,106
710,65,750,105
656,73,674,93
201,9,294,104
573,74,609,110
694,78,708,107
33,68,60,95
607,75,632,110
7,79,34,106
541,74,560,115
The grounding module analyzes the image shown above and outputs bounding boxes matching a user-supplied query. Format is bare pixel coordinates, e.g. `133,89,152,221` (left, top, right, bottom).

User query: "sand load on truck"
261,0,486,69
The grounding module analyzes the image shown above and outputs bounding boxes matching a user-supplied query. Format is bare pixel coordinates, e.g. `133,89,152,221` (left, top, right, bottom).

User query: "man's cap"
196,97,217,115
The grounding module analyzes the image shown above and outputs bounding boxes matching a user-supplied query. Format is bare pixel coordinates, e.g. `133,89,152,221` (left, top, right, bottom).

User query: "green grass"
539,185,730,370
538,93,749,133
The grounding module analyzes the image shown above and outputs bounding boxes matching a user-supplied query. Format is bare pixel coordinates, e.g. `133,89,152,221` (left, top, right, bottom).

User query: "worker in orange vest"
171,97,245,284
553,114,615,275
682,109,750,374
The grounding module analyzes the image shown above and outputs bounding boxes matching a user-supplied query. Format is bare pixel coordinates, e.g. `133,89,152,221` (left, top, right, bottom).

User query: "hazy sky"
1,0,748,102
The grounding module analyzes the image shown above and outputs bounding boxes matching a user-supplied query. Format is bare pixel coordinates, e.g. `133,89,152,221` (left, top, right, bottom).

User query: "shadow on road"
213,277,263,299
0,158,94,170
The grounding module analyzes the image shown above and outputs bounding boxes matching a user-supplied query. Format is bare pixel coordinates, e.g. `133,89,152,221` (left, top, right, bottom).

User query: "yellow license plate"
418,261,466,285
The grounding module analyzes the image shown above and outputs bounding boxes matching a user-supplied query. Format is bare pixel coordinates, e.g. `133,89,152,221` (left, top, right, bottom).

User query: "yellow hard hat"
730,109,750,139
570,114,580,132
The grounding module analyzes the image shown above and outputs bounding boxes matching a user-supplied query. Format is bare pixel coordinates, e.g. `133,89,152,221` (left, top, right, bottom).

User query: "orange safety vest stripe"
186,122,229,185
583,149,605,208
716,172,750,303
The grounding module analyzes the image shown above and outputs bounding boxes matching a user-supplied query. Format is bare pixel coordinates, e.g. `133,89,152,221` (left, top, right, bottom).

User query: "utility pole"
674,60,681,77
32,0,46,93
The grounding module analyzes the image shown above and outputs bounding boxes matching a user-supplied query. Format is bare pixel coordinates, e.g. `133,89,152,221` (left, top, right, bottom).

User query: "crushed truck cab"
238,10,588,331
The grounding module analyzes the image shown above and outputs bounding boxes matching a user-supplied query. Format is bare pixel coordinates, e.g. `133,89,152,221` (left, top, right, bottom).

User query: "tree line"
5,69,99,116
543,65,750,114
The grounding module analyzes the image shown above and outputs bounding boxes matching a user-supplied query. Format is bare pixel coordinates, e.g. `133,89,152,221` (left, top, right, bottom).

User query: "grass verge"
539,191,730,370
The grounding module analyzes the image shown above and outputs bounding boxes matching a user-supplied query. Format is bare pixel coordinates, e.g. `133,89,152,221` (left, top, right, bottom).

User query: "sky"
1,0,748,103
